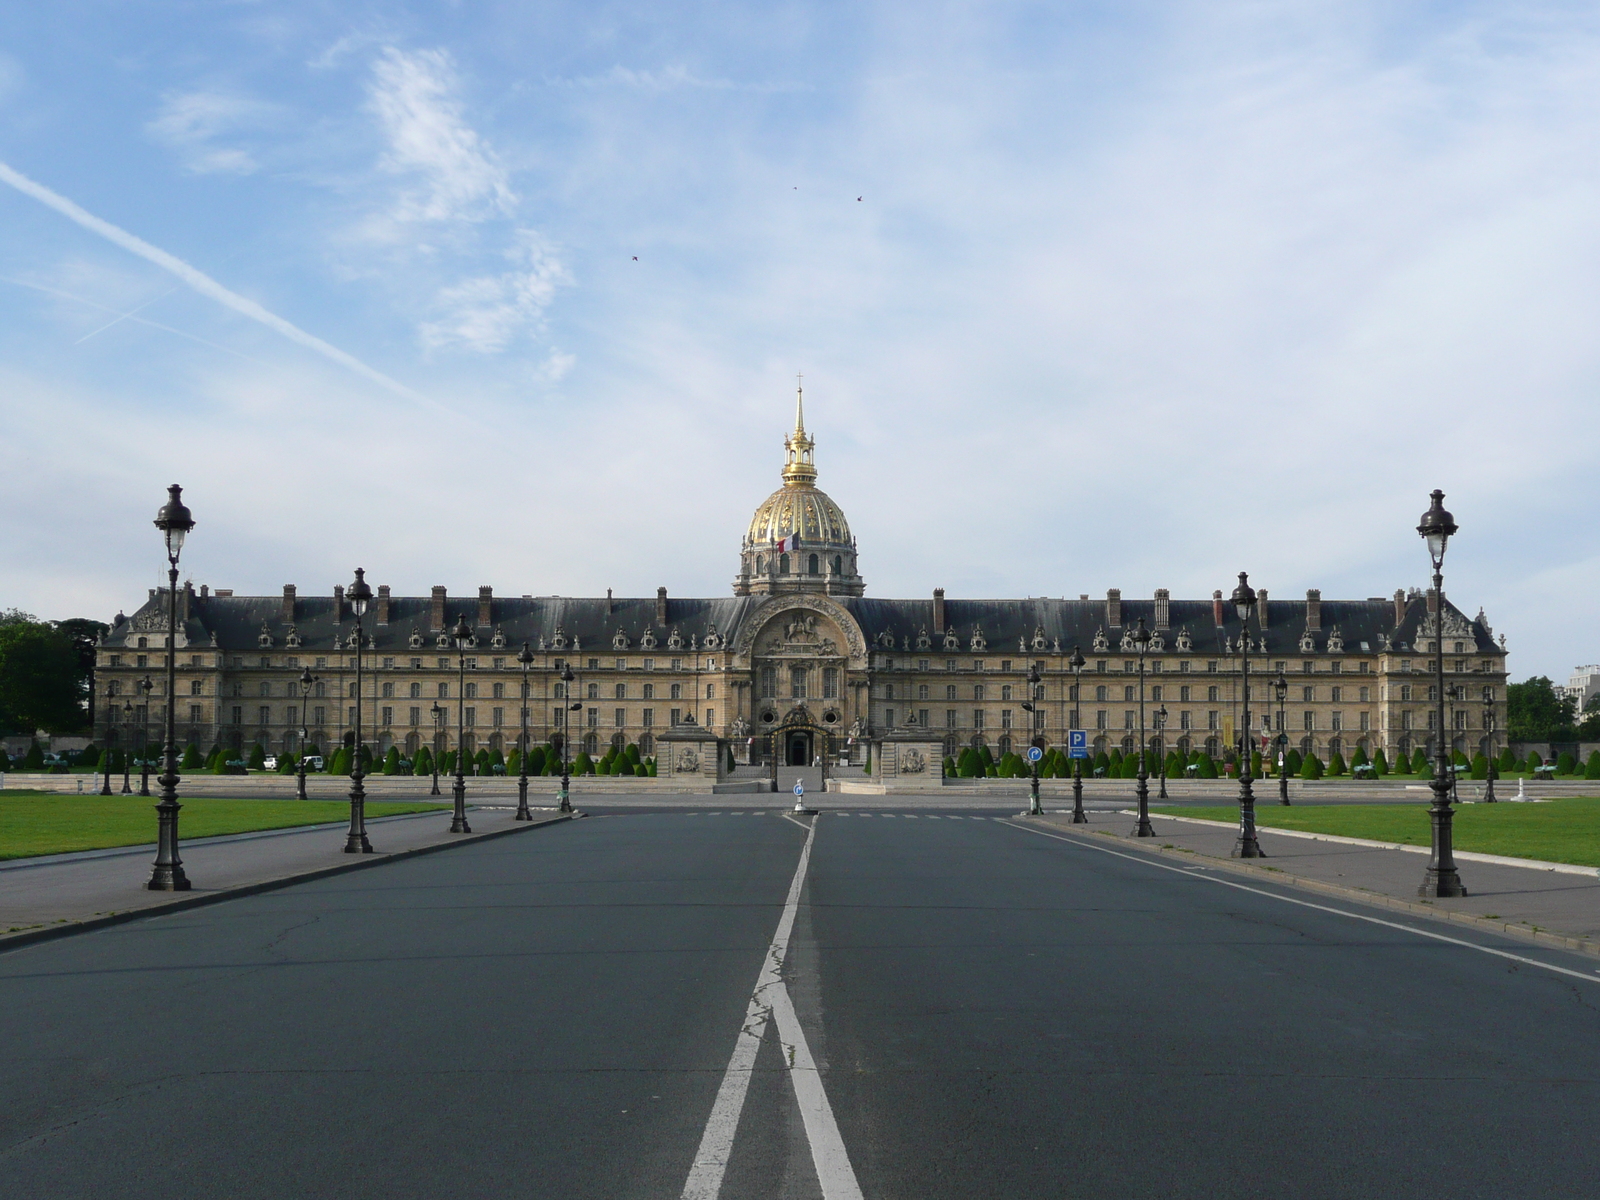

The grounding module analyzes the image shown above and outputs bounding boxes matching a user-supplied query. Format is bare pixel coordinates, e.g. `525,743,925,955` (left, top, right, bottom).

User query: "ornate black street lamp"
514,642,535,821
1155,705,1169,800
429,702,444,796
121,698,134,793
138,676,154,796
1022,663,1043,815
343,569,374,853
450,614,473,833
558,661,577,813
1132,618,1155,837
1274,671,1290,805
1068,646,1087,823
1483,694,1497,802
148,484,194,891
100,680,116,796
1418,490,1467,896
296,667,318,802
1231,572,1264,858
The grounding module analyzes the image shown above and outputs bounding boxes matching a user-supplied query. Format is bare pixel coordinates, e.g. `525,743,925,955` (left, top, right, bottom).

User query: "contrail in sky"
0,158,430,404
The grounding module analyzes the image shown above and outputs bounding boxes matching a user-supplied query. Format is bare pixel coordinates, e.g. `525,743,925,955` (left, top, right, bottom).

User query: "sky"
1,1,1597,683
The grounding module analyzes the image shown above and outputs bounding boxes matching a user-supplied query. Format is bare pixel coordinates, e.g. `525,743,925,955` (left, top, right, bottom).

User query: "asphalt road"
3,809,1599,1199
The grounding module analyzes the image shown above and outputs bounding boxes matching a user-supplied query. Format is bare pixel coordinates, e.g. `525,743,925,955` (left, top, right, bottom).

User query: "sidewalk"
1030,808,1600,956
0,805,574,948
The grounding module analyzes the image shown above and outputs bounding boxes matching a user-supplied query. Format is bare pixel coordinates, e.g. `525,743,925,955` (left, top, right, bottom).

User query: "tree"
1372,748,1388,775
383,746,401,775
1351,746,1369,769
573,750,594,775
1497,748,1517,775
863,752,871,775
957,748,979,778
107,747,125,773
248,742,266,770
528,746,546,775
1194,751,1217,779
1299,752,1324,780
1412,748,1432,778
1587,751,1600,781
1285,748,1302,777
474,748,491,775
1164,750,1184,779
943,756,957,777
0,617,89,735
1525,751,1543,773
180,742,202,770
1326,750,1346,776
1507,676,1576,743
413,745,433,776
1557,751,1578,776
1469,753,1488,781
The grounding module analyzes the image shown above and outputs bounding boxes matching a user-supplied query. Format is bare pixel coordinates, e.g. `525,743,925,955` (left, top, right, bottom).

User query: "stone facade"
93,394,1510,769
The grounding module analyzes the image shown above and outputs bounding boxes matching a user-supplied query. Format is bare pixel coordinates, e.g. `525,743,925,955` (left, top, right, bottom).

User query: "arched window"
756,556,764,573
640,733,655,756
809,553,819,575
779,553,790,575
1095,685,1107,702
410,682,421,699
833,555,842,576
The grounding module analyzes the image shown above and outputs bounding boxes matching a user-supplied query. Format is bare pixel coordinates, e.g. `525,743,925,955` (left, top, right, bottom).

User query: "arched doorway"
786,729,813,766
768,705,832,786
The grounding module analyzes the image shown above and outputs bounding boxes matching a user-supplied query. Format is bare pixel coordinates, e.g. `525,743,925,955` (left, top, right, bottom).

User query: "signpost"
1027,746,1043,764
1068,729,1089,759
792,777,815,816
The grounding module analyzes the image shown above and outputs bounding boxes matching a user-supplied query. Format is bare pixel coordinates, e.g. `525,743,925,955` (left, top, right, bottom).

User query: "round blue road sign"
1027,746,1043,763
794,781,804,796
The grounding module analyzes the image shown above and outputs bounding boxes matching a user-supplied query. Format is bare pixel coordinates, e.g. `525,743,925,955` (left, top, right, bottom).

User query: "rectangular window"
947,684,958,700
287,706,299,727
1400,684,1412,701
1208,711,1218,730
974,684,984,701
587,708,598,728
465,707,476,727
1096,661,1107,673
409,707,420,726
615,707,625,727
918,684,929,701
919,709,930,728
136,655,147,668
1151,685,1162,702
231,706,242,725
313,706,324,726
973,709,985,729
1331,661,1342,674
411,682,421,699
1180,686,1191,702
492,708,503,727
1359,712,1370,731
377,706,390,726
823,668,839,698
643,659,654,671
792,668,808,698
1179,661,1190,673
615,683,626,699
670,708,682,726
616,658,626,670
886,708,896,727
643,708,654,727
706,709,715,727
1124,661,1135,673
1401,660,1411,673
553,682,565,699
974,660,984,672
1096,710,1107,729
411,658,422,669
760,667,776,697
1124,711,1135,729
1001,660,1011,672
1207,661,1218,673
671,683,683,701
439,683,449,699
1303,711,1314,731
1124,685,1135,702
1207,686,1219,702
1150,661,1162,673
1302,686,1314,703
493,682,504,699
465,682,477,699
670,659,681,671
382,682,394,698
947,660,958,671
1002,709,1013,729
1331,711,1342,731
1401,711,1412,731
946,709,958,728
1180,711,1191,730
1331,686,1342,703
348,706,357,726
643,683,655,700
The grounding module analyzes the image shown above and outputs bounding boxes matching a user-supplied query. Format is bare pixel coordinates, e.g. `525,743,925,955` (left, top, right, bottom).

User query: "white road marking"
681,817,863,1200
1004,821,1600,987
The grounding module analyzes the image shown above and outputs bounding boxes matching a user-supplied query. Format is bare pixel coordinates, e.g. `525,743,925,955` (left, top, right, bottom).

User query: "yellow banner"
1222,715,1235,747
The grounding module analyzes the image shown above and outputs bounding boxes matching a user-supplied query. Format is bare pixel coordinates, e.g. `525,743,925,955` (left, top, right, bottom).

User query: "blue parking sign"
1068,729,1089,759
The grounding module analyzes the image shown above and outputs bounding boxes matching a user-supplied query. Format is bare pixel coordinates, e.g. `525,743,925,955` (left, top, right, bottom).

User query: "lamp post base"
147,797,191,891
1071,773,1087,823
1133,776,1155,837
1027,772,1042,816
1420,781,1467,896
450,775,472,833
1418,868,1468,897
1234,776,1266,858
514,777,533,820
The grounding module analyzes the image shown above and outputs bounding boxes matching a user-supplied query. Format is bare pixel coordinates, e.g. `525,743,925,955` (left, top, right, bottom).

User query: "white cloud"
366,46,514,222
146,90,278,175
419,231,571,353
556,64,808,93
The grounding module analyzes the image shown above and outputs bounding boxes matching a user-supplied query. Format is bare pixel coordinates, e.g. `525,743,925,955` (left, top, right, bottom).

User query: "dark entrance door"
788,732,812,766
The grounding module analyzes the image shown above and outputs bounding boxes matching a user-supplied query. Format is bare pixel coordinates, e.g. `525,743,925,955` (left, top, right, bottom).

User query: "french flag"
775,532,799,552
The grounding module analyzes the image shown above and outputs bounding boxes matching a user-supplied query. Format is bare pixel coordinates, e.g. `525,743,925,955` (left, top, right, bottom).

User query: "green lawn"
1152,799,1600,868
0,793,450,859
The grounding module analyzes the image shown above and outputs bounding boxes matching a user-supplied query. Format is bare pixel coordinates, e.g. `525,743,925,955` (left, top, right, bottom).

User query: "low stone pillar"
872,729,946,791
656,723,728,785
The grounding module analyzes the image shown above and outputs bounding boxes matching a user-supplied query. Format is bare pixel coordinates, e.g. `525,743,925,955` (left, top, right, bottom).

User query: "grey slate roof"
107,589,1502,658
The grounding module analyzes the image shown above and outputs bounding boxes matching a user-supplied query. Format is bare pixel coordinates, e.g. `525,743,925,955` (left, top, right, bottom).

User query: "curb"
0,812,580,956
1023,817,1600,961
1141,810,1600,878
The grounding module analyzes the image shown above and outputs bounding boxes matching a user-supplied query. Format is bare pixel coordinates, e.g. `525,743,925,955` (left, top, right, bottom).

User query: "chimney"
933,588,946,634
282,585,296,623
1427,587,1440,615
181,581,194,620
1256,589,1269,630
1306,589,1322,631
1106,589,1122,628
1212,590,1224,626
607,588,614,615
1154,588,1170,631
478,586,493,628
334,584,346,623
431,586,447,631
1394,589,1407,628
376,585,391,625
656,586,669,626
199,583,209,601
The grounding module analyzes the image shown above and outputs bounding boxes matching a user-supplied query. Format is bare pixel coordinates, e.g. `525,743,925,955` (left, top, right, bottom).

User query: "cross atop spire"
795,373,805,435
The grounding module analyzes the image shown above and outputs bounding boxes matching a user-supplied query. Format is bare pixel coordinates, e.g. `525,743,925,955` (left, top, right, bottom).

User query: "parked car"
301,755,325,771
262,755,279,771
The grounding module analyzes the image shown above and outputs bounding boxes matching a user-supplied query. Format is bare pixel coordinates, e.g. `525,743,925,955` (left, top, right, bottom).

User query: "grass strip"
0,795,450,860
1152,798,1600,868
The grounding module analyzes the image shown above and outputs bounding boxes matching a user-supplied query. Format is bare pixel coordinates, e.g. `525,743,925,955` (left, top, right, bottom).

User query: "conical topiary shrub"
1470,753,1488,780
1373,748,1388,775
1351,746,1369,769
1557,751,1578,776
1326,750,1346,776
1285,748,1303,777
1413,749,1432,779
1195,751,1217,779
383,746,401,775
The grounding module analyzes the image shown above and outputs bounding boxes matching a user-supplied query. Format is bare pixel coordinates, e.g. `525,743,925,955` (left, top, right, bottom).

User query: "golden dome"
746,483,853,547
